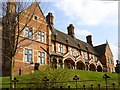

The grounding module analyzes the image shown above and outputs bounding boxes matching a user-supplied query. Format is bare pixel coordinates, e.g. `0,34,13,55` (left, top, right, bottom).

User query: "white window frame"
25,26,33,39
37,31,45,43
58,43,63,53
38,51,45,65
24,48,33,63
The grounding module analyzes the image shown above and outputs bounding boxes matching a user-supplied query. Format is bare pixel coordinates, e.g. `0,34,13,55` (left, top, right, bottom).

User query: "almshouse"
2,2,115,76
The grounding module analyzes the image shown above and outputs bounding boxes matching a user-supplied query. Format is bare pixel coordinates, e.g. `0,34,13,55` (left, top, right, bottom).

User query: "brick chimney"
67,24,75,38
46,12,54,25
7,2,16,15
86,35,93,46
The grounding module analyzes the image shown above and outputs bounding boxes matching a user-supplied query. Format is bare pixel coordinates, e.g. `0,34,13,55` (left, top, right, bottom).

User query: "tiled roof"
94,44,106,56
51,51,63,57
51,28,99,56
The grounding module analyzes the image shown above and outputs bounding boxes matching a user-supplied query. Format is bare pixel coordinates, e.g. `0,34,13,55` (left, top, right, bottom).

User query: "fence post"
83,85,85,90
103,74,110,90
52,86,55,89
11,77,18,90
42,76,49,89
112,83,115,90
98,84,100,90
91,84,93,90
60,86,63,89
68,86,70,90
73,75,79,89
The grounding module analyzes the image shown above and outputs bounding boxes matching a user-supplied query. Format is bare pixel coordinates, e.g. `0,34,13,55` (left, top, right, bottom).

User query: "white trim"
63,52,75,62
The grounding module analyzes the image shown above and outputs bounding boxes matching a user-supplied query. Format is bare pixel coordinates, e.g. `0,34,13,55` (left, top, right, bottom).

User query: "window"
108,57,114,64
41,32,45,42
38,52,45,64
83,52,86,59
37,31,45,42
37,31,41,41
95,56,98,62
34,16,38,21
70,48,74,55
25,26,33,39
108,57,112,64
52,42,54,51
58,43,63,53
24,48,33,63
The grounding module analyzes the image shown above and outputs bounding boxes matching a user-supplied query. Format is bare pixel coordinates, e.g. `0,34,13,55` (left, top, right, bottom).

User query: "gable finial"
35,0,38,2
106,40,108,44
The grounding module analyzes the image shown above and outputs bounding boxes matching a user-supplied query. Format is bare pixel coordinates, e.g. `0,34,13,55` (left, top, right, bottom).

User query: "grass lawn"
1,68,120,89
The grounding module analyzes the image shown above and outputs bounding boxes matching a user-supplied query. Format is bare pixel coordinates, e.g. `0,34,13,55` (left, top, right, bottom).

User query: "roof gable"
105,42,113,57
94,44,106,56
20,2,47,24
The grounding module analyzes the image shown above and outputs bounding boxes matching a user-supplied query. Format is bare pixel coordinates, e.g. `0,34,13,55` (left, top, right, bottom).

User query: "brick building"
2,2,115,76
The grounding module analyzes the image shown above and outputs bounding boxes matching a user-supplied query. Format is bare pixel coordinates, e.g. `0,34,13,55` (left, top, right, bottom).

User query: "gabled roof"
20,2,47,23
94,44,106,56
51,28,98,56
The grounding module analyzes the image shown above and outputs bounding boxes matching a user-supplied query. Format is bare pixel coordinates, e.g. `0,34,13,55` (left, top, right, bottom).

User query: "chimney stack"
7,2,16,15
86,35,93,46
46,12,54,25
67,24,75,38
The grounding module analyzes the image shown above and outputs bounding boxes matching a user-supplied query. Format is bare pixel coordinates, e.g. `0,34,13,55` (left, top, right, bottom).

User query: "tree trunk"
10,56,14,89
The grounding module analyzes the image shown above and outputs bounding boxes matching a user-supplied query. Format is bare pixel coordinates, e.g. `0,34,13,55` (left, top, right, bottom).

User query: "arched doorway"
58,59,63,68
64,58,75,69
89,64,96,71
97,65,102,72
77,61,85,70
52,58,57,68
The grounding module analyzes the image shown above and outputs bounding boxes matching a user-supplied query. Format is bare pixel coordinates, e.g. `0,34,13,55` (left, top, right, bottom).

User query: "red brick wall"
105,43,114,72
13,3,50,75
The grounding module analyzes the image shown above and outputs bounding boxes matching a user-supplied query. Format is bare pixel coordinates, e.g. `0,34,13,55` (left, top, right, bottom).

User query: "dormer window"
78,43,80,48
53,33,57,40
65,38,69,43
86,46,88,50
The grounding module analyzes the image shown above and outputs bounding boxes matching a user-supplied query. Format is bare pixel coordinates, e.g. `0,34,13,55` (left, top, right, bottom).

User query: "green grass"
1,68,120,89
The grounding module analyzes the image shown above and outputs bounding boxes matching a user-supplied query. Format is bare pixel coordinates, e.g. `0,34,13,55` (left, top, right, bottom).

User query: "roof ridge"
94,43,106,48
54,28,86,43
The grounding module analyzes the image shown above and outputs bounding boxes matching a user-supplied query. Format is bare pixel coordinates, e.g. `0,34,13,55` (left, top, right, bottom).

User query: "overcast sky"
40,0,118,65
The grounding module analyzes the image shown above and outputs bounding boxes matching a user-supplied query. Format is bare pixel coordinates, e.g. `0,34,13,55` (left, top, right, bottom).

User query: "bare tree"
1,0,49,88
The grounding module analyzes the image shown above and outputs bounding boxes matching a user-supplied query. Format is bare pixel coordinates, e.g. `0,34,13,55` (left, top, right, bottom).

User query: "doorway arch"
89,63,96,71
97,65,102,72
52,58,57,68
77,61,85,70
64,58,75,69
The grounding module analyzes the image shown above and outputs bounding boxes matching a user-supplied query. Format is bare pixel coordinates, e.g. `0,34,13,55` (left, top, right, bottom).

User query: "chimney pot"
46,12,54,25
